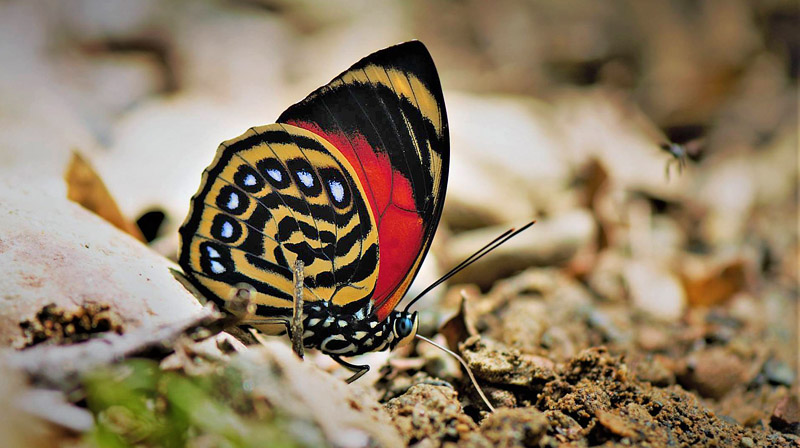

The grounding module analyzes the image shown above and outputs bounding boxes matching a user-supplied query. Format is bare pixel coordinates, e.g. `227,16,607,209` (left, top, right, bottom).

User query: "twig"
291,260,305,359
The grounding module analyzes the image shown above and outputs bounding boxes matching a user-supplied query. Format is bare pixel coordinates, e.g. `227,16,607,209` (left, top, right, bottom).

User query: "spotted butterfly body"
178,41,448,368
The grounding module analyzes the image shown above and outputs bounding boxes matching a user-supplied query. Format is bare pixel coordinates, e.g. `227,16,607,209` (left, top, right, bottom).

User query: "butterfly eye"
395,316,414,337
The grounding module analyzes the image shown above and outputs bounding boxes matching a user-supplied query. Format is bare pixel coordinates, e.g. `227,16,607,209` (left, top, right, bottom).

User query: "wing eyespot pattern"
211,214,243,243
286,158,323,197
215,185,249,215
179,123,380,315
233,163,265,193
256,157,291,189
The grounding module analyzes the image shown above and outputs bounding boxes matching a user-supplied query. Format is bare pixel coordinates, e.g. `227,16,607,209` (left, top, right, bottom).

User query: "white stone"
0,179,202,348
623,260,687,322
445,209,597,288
447,92,570,209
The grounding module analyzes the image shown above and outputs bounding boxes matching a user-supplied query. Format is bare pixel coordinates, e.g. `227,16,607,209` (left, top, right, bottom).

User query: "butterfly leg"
331,355,369,383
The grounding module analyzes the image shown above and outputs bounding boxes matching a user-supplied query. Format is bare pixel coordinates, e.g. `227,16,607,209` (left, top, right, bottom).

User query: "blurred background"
0,0,796,433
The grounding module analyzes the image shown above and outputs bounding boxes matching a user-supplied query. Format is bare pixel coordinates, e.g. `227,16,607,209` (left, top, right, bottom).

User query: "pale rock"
0,364,61,447
623,260,686,321
405,251,444,314
681,347,747,399
751,130,798,206
51,0,160,39
169,5,290,102
57,53,164,140
586,250,627,302
0,179,201,347
444,153,535,229
287,1,409,102
0,2,102,189
696,156,755,245
552,90,689,200
93,7,291,238
238,342,403,448
627,199,686,265
497,299,548,350
445,209,596,288
446,92,570,209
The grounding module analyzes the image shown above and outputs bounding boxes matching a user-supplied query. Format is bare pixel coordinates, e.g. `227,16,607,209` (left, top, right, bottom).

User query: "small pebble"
763,359,796,387
681,348,746,399
770,395,800,435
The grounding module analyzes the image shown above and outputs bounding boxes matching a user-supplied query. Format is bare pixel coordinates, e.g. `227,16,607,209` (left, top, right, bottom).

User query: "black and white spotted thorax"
295,301,418,357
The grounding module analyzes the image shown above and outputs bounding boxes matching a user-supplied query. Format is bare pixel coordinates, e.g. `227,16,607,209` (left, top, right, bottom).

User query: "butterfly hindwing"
278,41,449,320
178,124,379,324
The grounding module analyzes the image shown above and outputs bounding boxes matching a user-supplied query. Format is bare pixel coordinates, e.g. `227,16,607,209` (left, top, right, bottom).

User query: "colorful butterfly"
178,41,449,382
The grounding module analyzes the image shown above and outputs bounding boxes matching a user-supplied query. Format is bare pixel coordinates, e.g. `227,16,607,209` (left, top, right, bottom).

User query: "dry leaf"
681,259,747,307
440,291,479,352
64,151,145,242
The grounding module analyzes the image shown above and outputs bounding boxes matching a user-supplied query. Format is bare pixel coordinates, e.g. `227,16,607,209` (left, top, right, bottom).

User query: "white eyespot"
374,330,383,337
206,246,221,258
364,338,373,346
308,318,320,327
297,170,314,188
210,260,226,274
323,317,334,327
328,180,344,202
243,174,257,186
369,321,378,329
220,221,234,238
303,330,314,338
354,331,367,340
267,168,282,182
226,191,239,210
337,320,347,327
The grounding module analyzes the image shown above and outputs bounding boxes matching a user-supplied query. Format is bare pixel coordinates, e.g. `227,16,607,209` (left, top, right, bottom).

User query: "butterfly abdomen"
298,301,403,356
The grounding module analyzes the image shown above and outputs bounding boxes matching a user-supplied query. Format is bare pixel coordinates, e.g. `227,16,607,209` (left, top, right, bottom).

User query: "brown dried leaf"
681,258,747,307
439,290,478,352
64,151,145,242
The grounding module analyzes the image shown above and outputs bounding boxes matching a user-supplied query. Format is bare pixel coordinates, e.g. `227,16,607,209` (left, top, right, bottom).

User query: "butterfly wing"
178,124,379,327
278,41,449,320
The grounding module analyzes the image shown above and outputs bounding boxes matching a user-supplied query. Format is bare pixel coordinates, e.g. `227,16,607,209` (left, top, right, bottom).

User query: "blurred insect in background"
660,138,705,179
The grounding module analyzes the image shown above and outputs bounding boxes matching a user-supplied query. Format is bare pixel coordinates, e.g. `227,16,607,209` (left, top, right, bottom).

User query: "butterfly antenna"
403,221,535,312
415,334,496,412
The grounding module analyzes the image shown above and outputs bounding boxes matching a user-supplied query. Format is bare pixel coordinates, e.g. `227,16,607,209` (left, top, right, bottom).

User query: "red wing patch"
277,41,449,321
288,120,424,319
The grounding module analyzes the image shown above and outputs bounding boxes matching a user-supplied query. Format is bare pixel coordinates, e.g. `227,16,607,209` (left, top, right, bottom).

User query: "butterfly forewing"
277,41,449,320
178,124,379,325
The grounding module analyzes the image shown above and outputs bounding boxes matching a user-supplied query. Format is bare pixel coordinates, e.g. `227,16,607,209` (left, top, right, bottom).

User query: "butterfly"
178,41,449,382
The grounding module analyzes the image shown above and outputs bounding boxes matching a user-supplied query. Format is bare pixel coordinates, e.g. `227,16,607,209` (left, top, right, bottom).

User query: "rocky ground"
0,1,797,447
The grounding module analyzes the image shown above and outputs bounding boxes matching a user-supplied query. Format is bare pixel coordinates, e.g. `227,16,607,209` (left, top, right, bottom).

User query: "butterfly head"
390,310,419,348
